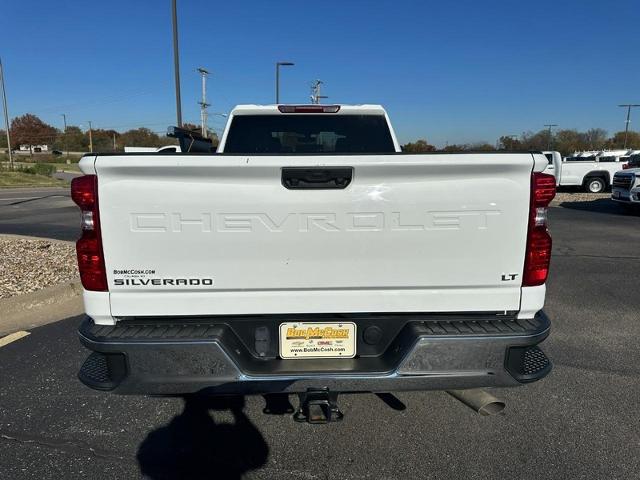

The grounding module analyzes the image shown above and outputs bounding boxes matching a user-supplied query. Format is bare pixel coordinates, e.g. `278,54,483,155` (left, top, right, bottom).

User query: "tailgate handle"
282,167,353,189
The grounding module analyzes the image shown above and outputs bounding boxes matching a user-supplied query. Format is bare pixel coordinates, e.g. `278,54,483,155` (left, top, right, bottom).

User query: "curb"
0,281,83,337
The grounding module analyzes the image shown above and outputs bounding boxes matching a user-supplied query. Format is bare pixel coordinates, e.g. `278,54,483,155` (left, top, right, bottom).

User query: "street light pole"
171,0,183,127
275,62,294,104
544,124,558,150
618,104,640,149
0,57,13,170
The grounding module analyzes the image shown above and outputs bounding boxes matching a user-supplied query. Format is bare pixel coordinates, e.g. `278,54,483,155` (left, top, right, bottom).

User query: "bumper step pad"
505,345,552,383
78,351,126,391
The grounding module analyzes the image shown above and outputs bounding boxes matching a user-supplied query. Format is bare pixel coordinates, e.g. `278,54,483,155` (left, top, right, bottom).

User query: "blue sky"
2,0,638,146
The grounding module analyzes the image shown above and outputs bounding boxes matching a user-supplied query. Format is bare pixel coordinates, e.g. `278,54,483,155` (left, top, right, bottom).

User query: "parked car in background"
622,150,640,169
612,154,640,208
554,150,630,192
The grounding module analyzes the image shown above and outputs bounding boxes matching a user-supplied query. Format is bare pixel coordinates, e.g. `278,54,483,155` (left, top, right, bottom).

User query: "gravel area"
551,191,610,205
0,236,78,299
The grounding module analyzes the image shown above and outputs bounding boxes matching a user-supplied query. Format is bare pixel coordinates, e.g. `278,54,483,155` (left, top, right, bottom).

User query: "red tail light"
71,175,108,291
523,172,555,286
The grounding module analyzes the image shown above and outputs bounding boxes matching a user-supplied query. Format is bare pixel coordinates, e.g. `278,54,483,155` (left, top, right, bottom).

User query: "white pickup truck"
547,150,630,192
72,104,555,420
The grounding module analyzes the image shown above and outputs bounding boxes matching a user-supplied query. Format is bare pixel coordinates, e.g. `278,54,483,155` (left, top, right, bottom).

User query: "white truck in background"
544,149,631,192
71,104,555,422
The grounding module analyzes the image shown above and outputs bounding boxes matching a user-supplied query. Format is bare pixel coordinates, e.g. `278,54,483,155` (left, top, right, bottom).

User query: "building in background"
18,144,49,153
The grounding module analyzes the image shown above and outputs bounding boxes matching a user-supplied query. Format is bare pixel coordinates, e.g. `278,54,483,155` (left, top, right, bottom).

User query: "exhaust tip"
478,400,506,416
447,389,506,416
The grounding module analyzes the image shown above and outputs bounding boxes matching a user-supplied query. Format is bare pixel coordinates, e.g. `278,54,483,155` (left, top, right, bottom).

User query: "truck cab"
542,151,561,182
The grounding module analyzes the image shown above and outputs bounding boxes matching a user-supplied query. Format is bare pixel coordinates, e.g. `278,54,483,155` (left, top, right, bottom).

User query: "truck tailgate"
92,153,534,317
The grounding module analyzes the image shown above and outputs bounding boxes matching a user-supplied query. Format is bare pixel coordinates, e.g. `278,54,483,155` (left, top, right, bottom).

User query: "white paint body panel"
557,159,627,186
541,151,561,183
89,152,540,320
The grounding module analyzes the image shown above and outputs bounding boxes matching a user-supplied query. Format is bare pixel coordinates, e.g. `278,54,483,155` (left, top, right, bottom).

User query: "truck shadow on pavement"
558,198,640,217
137,394,269,480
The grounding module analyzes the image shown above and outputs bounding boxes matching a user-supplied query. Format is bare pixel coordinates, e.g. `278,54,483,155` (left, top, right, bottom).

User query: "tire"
584,177,605,193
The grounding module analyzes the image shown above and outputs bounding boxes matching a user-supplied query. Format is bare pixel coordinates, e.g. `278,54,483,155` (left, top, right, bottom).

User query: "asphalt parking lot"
0,187,76,241
1,190,639,479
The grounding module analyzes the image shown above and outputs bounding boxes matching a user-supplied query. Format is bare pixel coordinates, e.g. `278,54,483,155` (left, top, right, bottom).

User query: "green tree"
89,128,119,153
498,136,522,150
401,139,436,153
441,144,466,151
56,126,89,152
581,128,608,150
519,130,549,151
118,128,162,147
553,129,583,156
10,114,59,154
466,142,495,151
608,131,640,150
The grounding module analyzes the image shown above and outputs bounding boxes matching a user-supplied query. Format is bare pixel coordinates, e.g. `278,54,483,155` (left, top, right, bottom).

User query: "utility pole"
310,80,328,104
112,133,117,151
275,61,294,104
0,57,13,170
171,0,183,126
88,121,93,153
544,124,558,150
60,114,68,158
618,104,640,149
197,67,210,138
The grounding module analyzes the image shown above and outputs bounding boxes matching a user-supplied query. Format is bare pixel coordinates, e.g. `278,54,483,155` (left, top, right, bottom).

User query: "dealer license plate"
279,322,356,359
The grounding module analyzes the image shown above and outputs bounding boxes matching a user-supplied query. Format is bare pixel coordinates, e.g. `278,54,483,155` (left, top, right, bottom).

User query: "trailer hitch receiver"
293,388,343,424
